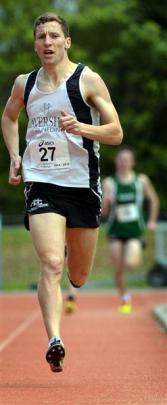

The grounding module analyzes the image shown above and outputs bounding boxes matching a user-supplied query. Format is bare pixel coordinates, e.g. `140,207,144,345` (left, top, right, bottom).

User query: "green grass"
0,225,156,291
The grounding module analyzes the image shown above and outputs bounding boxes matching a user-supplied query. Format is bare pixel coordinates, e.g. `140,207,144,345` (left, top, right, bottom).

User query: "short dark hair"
116,146,136,166
33,12,70,38
117,145,135,158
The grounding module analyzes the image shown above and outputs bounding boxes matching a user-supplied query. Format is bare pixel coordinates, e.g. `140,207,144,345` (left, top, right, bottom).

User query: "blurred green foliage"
0,0,167,214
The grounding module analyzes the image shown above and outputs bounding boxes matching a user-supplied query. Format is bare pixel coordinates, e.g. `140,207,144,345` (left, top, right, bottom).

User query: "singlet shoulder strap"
133,173,141,189
110,176,117,197
134,174,144,202
74,62,86,74
24,69,39,110
67,63,86,83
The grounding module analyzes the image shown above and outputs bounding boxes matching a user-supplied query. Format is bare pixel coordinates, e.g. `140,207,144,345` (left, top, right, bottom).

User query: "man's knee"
68,268,90,288
125,241,142,269
125,257,141,270
68,277,83,289
40,253,64,275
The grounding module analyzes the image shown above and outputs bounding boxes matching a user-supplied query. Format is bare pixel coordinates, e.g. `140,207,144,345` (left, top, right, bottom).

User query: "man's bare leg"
65,282,77,314
66,227,99,288
124,239,142,269
109,240,126,297
29,212,66,371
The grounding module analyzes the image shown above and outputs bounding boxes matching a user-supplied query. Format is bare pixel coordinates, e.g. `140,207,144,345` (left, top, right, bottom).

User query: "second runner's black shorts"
24,182,102,230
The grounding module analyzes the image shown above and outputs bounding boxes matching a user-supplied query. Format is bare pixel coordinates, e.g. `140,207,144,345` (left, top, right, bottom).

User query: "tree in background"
0,0,167,214
68,0,167,213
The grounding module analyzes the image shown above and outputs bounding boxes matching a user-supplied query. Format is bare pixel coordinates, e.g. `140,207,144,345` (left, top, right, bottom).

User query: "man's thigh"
66,227,99,276
29,212,66,260
124,239,142,269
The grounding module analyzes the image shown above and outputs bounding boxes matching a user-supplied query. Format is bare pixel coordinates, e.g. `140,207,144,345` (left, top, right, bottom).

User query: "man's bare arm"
60,70,123,145
140,174,159,230
1,75,26,185
101,177,114,218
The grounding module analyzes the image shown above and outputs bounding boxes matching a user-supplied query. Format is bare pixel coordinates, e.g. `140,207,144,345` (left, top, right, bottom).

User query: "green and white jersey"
107,174,145,239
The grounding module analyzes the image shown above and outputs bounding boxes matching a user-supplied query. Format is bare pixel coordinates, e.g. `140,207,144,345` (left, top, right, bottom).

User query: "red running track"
0,291,167,405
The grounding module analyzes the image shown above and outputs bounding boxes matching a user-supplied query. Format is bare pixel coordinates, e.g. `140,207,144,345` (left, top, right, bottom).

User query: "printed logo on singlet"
40,103,52,115
29,198,49,212
27,103,62,134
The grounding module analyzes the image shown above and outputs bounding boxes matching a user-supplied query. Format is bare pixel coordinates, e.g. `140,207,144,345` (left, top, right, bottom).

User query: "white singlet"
22,63,100,188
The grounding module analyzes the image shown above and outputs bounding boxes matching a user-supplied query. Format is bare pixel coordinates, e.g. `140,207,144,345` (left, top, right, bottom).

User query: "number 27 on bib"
29,138,71,170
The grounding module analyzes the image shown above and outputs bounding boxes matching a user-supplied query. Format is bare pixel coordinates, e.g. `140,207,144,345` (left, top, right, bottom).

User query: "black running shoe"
46,337,65,372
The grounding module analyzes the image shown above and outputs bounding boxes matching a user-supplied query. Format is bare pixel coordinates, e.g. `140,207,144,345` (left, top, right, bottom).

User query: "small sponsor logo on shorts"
30,199,49,212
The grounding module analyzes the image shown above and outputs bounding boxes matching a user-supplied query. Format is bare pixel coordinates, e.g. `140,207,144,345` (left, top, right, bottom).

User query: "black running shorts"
24,182,101,230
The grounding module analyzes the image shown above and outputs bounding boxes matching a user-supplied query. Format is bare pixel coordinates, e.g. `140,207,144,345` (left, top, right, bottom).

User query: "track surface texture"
0,291,167,405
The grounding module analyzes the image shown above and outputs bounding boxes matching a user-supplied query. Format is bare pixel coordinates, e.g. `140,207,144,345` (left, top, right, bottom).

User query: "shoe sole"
46,343,65,372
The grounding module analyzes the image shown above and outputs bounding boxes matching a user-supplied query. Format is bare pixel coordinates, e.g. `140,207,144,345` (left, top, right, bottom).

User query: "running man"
1,13,123,372
102,147,159,313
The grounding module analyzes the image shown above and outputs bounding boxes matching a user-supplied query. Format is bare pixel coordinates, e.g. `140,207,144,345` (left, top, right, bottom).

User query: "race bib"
29,138,70,170
116,203,139,222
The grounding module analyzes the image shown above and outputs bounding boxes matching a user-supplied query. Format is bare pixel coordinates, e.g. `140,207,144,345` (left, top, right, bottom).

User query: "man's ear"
65,37,71,50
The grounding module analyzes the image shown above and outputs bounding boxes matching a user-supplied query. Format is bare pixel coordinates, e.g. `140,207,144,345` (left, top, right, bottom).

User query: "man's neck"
117,170,135,183
42,58,77,83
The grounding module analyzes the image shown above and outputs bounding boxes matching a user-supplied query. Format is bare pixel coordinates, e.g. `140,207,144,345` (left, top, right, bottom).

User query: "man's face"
34,21,71,65
116,151,135,173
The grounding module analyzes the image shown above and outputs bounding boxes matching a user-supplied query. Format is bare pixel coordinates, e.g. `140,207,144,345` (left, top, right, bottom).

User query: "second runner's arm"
140,174,160,230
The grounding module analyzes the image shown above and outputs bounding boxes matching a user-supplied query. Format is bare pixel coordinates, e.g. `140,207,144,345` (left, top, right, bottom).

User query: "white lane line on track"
0,310,40,352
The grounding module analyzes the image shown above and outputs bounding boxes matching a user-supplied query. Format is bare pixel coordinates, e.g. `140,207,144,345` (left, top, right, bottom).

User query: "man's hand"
59,111,82,135
9,156,22,186
147,220,157,231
